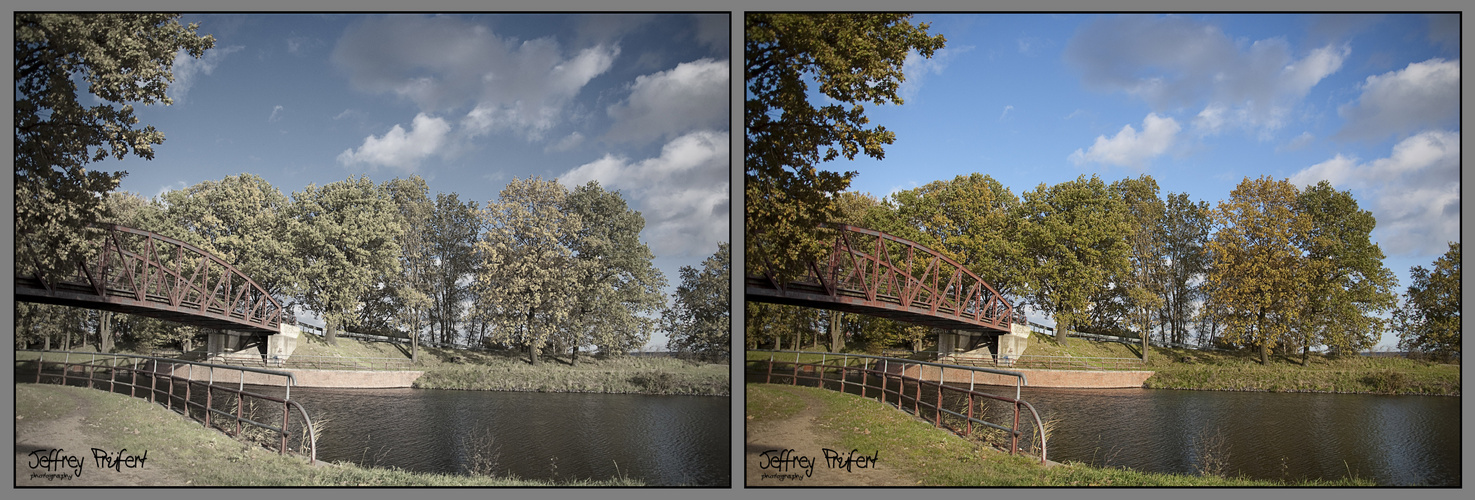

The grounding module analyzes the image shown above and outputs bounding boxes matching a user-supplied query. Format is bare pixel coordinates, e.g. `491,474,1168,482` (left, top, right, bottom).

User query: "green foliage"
1395,242,1461,359
1205,177,1310,364
476,177,579,364
1019,174,1132,345
289,176,404,344
564,182,668,358
428,192,481,346
1295,181,1398,359
745,13,946,282
1110,175,1167,359
160,174,296,299
15,14,214,283
1159,193,1212,345
665,243,731,360
888,173,1027,298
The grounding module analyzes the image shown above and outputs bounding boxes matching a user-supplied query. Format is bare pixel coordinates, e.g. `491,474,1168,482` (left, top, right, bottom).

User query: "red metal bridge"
15,224,284,335
746,224,1020,334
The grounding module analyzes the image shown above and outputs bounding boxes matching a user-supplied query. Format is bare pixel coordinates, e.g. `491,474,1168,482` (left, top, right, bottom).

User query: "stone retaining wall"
899,364,1153,389
161,364,423,388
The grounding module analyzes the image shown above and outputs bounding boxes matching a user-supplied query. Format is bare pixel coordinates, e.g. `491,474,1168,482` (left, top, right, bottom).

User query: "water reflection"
1017,387,1460,486
257,386,729,486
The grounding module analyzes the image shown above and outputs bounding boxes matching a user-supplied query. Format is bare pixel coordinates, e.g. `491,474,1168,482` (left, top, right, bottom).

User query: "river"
1018,387,1460,486
254,386,729,486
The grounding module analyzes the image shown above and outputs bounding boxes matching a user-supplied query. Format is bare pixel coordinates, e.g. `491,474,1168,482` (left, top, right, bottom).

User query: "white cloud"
558,130,729,257
1065,16,1347,135
1069,113,1181,169
999,105,1014,121
545,131,585,153
605,58,728,145
1289,130,1459,256
268,105,284,122
332,15,618,142
899,45,969,103
336,113,452,172
1336,58,1460,142
169,44,243,103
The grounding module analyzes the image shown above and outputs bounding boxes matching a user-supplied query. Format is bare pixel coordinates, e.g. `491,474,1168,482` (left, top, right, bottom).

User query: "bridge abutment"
206,324,300,365
938,324,1032,363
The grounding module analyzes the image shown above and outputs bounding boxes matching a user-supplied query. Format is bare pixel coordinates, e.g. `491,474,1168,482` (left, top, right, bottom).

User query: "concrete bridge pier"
207,324,300,364
938,324,1032,365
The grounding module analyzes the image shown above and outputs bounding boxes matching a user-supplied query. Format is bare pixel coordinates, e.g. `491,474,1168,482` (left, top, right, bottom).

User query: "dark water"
253,386,729,486
748,364,1459,486
1014,387,1460,486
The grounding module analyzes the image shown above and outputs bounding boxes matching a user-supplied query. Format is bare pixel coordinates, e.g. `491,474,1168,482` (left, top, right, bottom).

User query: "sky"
102,13,731,350
821,13,1459,350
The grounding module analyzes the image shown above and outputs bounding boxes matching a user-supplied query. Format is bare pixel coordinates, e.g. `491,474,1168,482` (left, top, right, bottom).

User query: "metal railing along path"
747,349,1047,464
15,349,317,463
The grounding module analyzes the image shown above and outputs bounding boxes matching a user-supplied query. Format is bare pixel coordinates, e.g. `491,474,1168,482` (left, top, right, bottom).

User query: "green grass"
747,334,1460,396
412,347,729,396
103,334,731,396
16,383,641,486
749,383,1374,487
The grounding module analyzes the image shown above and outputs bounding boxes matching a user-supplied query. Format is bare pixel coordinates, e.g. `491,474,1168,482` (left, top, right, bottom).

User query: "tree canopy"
1395,242,1460,359
665,242,731,360
745,13,945,281
15,13,214,282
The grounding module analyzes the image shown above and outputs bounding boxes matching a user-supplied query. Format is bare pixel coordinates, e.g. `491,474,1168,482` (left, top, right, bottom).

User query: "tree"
888,173,1028,299
1112,175,1166,360
665,243,731,361
1019,175,1132,346
160,174,296,300
564,182,667,362
289,176,404,345
745,13,946,282
347,177,435,360
477,177,580,365
1295,181,1398,362
427,193,481,348
1158,192,1212,346
1205,177,1310,364
1395,243,1460,360
15,14,214,284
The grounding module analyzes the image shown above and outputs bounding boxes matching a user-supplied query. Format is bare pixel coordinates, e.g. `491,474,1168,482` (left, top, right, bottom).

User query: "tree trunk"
1301,343,1310,366
98,311,113,353
528,343,540,365
325,316,339,346
571,345,579,365
411,321,420,364
829,311,845,353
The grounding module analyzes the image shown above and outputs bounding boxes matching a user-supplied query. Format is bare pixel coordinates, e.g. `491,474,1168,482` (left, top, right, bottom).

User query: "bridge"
15,223,284,336
746,224,1021,335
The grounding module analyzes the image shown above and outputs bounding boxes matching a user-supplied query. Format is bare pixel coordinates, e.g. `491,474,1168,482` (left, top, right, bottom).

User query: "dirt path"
744,385,912,487
15,386,185,487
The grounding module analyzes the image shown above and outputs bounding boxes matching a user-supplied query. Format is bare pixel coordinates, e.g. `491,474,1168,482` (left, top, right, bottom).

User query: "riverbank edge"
750,350,1459,396
746,383,1374,487
14,383,643,486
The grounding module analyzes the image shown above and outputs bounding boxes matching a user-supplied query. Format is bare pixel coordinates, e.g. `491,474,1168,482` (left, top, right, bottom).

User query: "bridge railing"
15,350,317,463
746,349,1047,464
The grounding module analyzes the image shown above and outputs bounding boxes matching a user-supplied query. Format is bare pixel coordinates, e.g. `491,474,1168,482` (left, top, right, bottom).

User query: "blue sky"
102,13,730,349
825,14,1459,349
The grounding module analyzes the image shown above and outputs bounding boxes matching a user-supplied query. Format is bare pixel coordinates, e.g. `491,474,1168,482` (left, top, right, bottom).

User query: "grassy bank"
126,332,731,396
1029,335,1461,396
747,383,1372,486
15,383,640,486
758,334,1459,396
413,347,729,396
